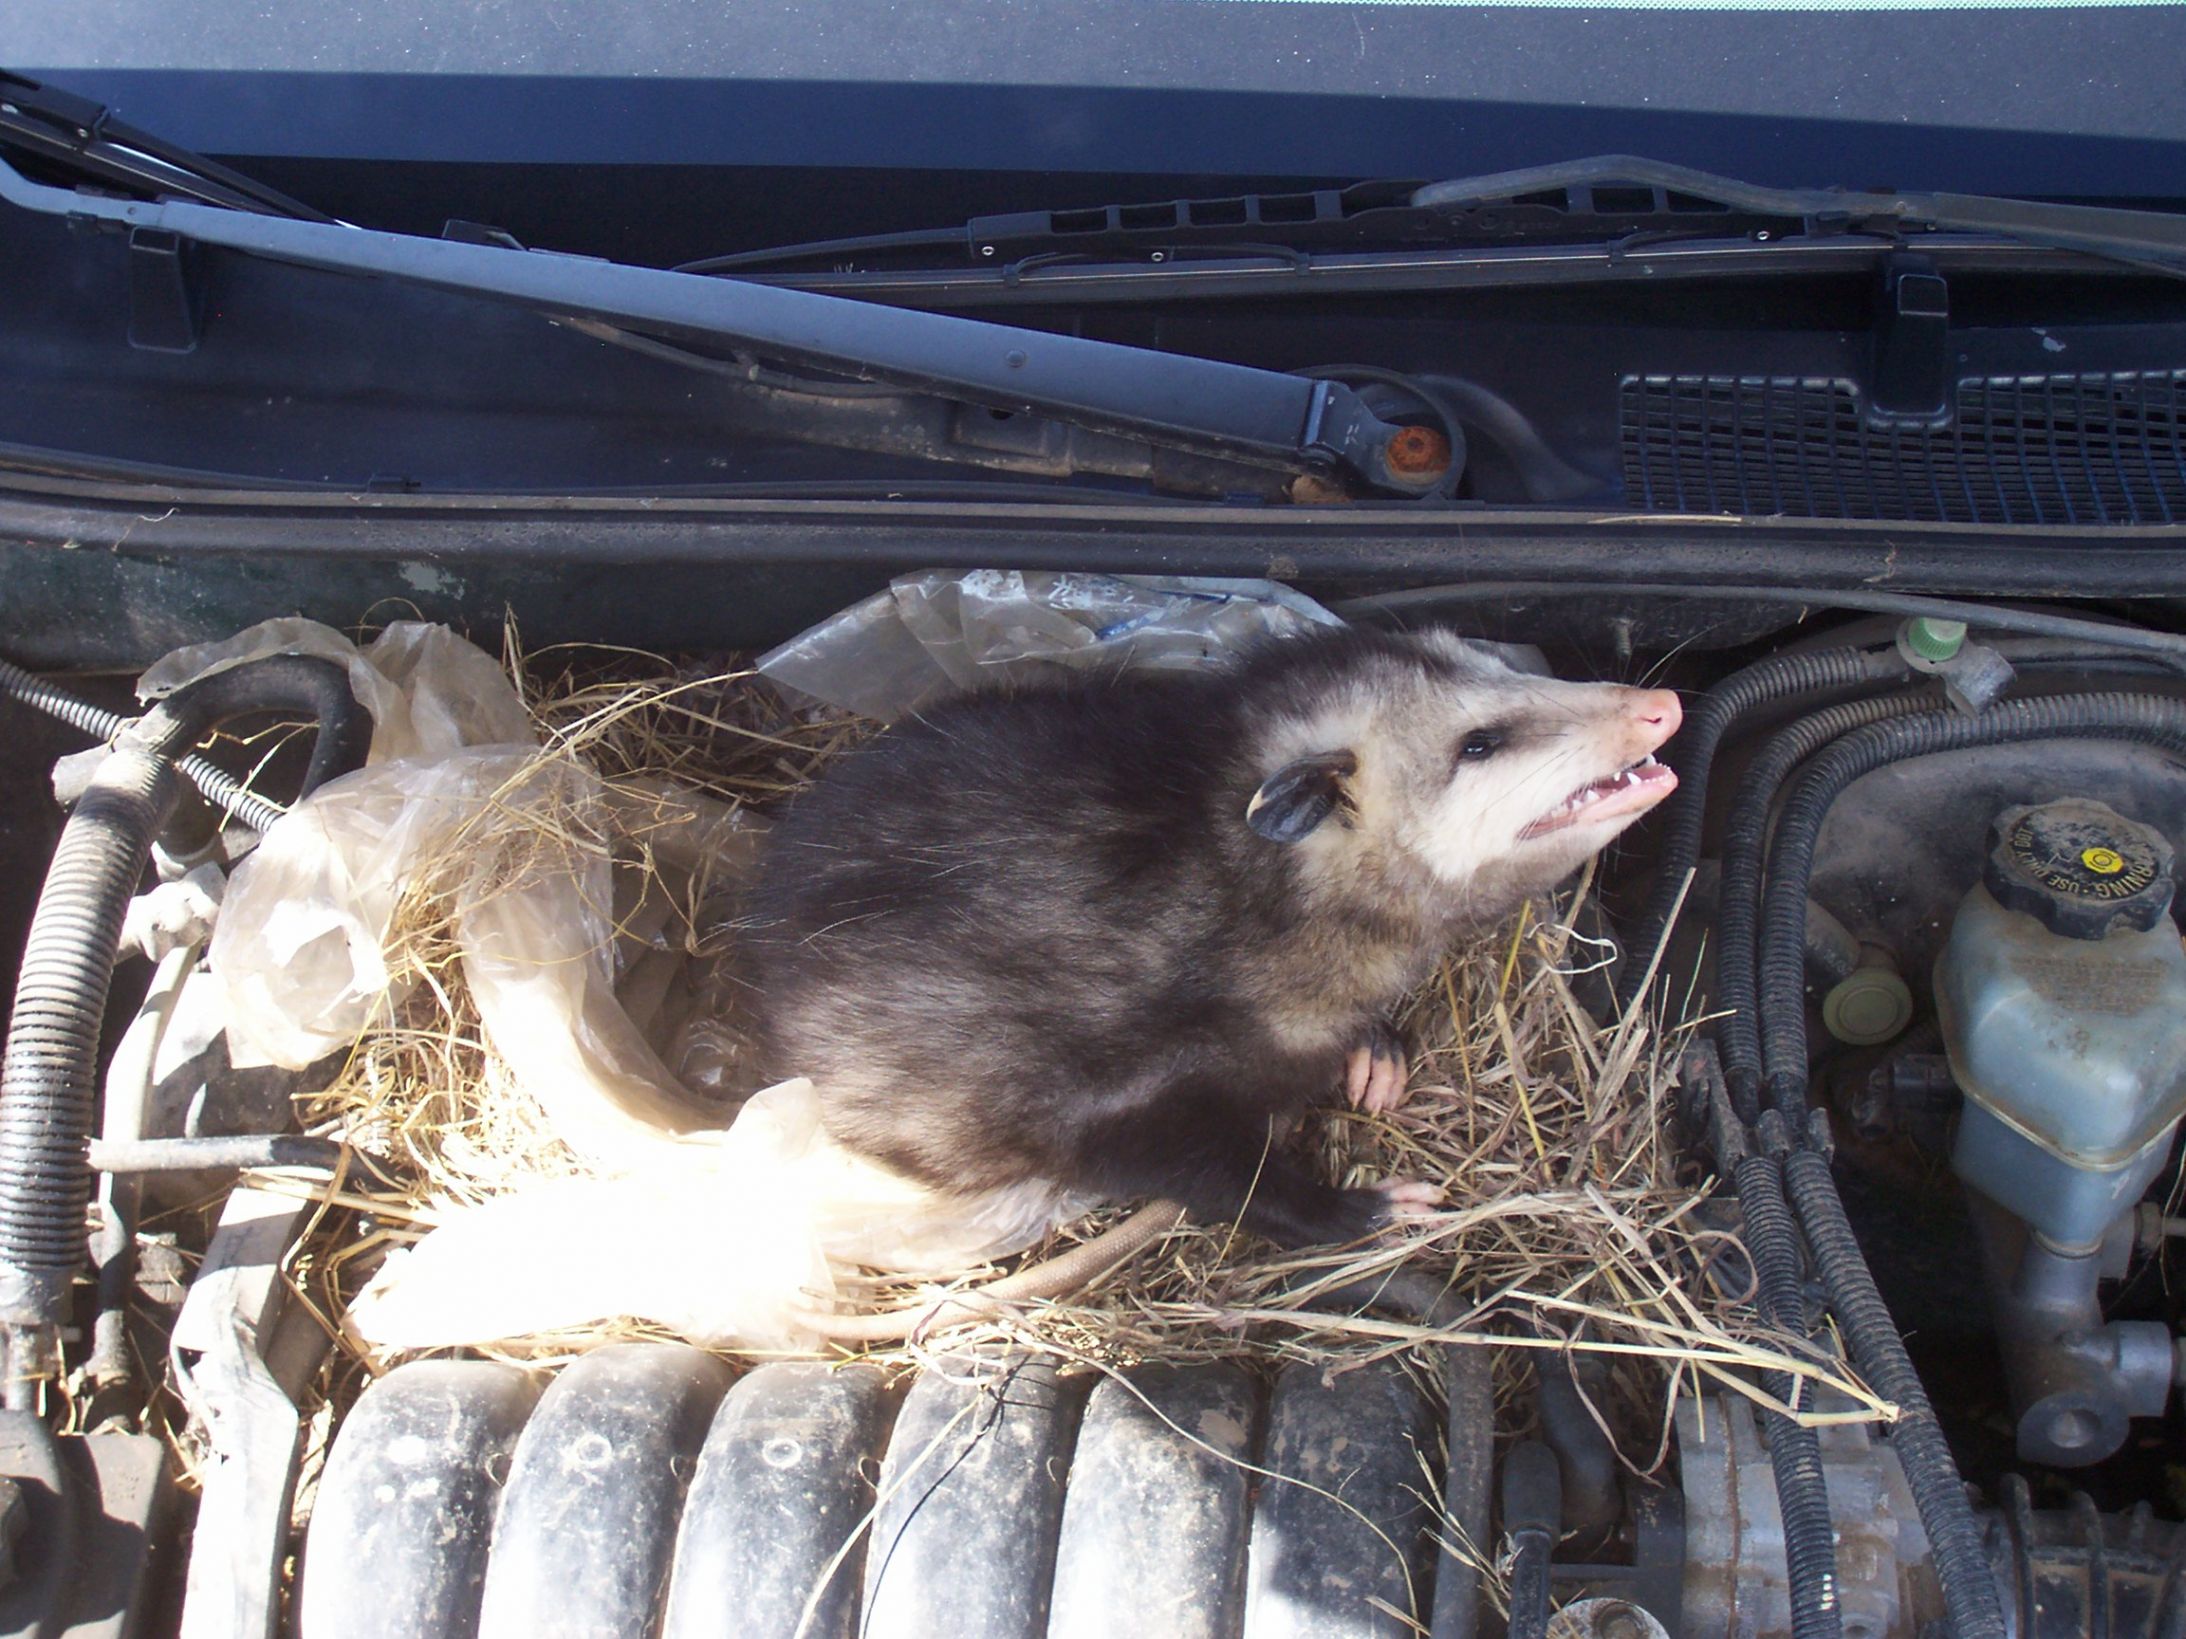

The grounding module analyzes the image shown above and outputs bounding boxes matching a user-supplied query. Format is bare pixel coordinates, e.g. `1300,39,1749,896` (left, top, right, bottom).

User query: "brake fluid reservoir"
1936,799,2186,1251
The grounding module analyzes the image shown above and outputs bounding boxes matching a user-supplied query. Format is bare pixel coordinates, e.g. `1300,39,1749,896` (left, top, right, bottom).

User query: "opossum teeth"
1520,754,1677,840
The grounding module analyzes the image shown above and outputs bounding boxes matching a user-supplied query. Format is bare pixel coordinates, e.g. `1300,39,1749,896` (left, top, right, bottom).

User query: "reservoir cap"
1984,798,2175,940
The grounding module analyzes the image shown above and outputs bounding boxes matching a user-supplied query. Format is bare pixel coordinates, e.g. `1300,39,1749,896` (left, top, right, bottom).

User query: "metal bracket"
127,227,200,354
1870,254,1951,421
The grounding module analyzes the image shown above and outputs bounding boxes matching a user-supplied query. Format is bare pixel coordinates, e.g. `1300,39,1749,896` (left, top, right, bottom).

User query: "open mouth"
1519,755,1679,840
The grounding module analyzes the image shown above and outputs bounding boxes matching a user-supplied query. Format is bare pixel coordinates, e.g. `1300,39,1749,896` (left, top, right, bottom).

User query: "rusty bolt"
1384,424,1451,481
1592,1605,1647,1639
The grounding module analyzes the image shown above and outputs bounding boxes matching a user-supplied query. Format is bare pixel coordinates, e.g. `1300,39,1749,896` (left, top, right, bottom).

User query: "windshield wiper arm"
0,141,1429,495
1412,156,2186,275
0,70,333,223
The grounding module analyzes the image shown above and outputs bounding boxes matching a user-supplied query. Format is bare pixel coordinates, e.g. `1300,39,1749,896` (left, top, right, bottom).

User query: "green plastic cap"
1822,966,1915,1046
1900,616,1968,664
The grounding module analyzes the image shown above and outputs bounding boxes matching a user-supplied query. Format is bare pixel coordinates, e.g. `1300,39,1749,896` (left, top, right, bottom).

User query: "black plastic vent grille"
1620,373,2186,525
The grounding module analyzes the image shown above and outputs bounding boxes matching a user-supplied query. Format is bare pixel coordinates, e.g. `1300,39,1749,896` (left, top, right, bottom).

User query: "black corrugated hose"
1734,1138,1845,1639
1611,646,1913,1014
1754,693,2186,1110
1709,687,1940,1116
1740,692,2186,1639
1684,1044,1845,1639
0,656,289,834
1782,1140,2003,1639
0,656,368,1395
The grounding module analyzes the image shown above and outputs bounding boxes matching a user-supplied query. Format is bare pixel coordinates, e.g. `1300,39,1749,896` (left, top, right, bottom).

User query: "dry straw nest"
249,640,1883,1490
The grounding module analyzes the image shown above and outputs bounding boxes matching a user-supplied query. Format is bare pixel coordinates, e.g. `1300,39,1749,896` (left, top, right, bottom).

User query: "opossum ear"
1246,751,1356,843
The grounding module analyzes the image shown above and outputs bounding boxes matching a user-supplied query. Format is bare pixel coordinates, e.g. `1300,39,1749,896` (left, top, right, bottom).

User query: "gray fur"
742,624,1679,1247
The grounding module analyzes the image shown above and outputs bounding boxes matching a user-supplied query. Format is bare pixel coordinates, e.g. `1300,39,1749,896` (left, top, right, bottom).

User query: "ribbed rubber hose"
1785,1147,2006,1639
0,656,288,833
1612,647,1912,1013
0,656,369,1329
0,750,178,1325
1733,1151,1844,1639
1755,693,2186,1110
1711,688,1940,1113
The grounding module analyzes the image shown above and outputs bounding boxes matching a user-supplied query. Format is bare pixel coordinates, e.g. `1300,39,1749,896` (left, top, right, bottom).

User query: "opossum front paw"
1234,1172,1437,1248
1344,1022,1411,1115
1316,1178,1441,1244
1372,1177,1443,1217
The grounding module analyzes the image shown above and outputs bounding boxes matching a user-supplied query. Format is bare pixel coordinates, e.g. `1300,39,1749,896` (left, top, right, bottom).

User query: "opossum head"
1241,628,1681,912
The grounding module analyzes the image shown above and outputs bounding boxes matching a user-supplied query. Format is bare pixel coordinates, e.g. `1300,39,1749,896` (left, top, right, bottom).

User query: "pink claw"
1345,1045,1375,1107
1362,1050,1411,1115
1374,1177,1443,1216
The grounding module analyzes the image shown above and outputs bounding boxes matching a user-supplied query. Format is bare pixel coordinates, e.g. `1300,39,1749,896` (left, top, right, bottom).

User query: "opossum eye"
1457,729,1505,763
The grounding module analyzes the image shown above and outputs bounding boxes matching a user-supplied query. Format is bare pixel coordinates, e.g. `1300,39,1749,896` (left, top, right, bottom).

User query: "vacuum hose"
0,657,291,834
1734,1143,1844,1639
1612,646,1912,1014
1784,1142,2003,1639
1710,688,1939,1115
1754,693,2186,1113
0,656,369,1341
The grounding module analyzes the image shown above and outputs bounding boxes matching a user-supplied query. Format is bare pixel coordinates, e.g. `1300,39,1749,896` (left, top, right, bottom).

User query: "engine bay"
0,63,2184,1634
0,571,2177,1639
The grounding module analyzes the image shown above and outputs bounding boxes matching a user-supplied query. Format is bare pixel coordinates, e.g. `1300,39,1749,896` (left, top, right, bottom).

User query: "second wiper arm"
1411,155,2186,271
0,70,332,222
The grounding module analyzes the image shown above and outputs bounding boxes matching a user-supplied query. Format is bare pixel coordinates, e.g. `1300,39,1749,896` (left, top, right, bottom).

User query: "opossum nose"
1630,689,1682,742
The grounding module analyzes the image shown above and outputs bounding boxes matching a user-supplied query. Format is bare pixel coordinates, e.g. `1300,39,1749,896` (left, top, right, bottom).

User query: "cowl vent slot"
1620,372,2186,525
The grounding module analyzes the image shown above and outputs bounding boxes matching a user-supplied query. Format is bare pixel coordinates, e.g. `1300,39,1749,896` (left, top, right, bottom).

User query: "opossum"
746,624,1681,1295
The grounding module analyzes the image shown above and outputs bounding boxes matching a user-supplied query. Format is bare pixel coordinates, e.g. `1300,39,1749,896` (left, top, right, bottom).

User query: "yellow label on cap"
2081,846,2126,875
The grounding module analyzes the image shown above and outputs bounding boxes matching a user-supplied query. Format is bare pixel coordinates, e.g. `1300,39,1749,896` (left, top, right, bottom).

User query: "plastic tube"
0,656,289,834
87,1135,346,1174
1734,1149,1845,1639
1334,585,2186,669
1754,693,2186,1112
1609,646,1912,1013
0,657,369,1341
1711,688,1939,1112
1501,1441,1562,1639
1785,1146,2006,1639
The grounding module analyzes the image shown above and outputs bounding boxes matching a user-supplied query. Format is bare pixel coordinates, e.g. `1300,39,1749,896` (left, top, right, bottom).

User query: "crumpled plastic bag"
139,616,534,764
757,568,1343,720
213,749,734,1160
162,615,1094,1350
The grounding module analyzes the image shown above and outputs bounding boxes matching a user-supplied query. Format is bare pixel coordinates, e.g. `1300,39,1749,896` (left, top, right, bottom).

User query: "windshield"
4,2,2183,263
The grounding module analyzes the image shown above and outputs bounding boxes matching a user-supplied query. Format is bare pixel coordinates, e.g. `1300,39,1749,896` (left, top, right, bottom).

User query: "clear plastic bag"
138,616,534,763
163,616,1092,1350
757,569,1343,720
172,580,1331,1352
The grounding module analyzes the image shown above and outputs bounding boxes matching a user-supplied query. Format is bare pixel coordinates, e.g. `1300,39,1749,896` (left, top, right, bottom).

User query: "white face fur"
1260,633,1682,894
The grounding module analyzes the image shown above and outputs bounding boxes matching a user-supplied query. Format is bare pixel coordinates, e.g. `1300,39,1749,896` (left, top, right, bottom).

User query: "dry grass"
249,642,1879,1488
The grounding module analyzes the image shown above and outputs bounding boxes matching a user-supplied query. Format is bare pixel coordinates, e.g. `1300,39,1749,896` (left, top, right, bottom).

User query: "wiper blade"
0,69,333,223
684,155,2186,287
675,181,1453,275
1412,156,2186,275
